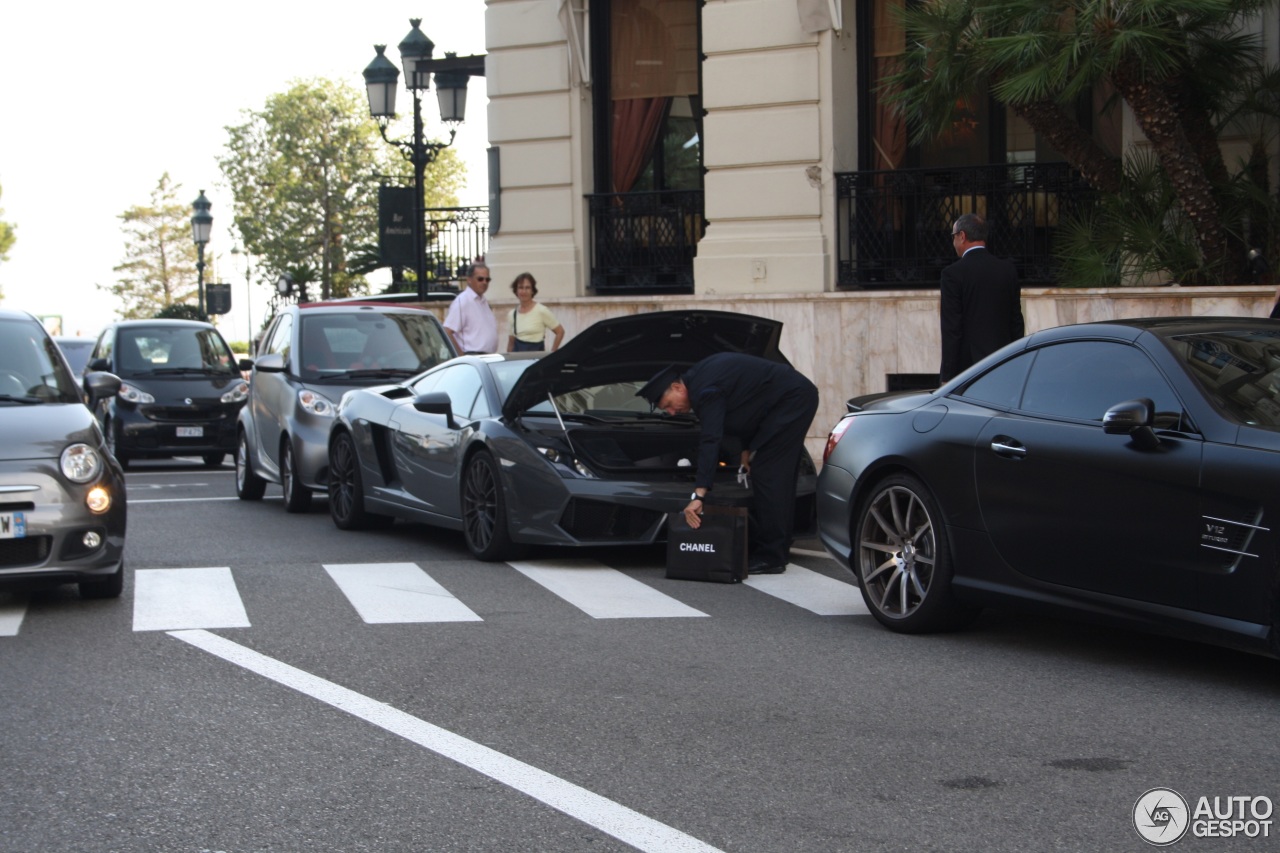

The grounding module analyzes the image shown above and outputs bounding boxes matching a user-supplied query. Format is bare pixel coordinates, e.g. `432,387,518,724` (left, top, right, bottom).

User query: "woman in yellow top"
507,272,565,352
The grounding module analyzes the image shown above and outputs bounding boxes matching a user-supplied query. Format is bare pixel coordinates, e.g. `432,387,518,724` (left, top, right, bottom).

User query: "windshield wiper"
344,368,417,379
0,395,43,405
149,367,231,376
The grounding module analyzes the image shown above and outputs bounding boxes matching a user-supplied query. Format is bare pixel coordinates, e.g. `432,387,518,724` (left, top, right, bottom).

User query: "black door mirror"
83,371,122,404
413,391,458,429
1103,398,1160,450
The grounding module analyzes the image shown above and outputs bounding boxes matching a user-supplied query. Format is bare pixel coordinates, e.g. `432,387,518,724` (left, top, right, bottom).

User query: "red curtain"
612,97,669,194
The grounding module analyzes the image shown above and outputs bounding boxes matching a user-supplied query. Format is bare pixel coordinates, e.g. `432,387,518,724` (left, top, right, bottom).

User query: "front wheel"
202,452,225,468
328,430,394,530
235,430,266,500
280,439,312,513
461,451,522,562
854,473,978,633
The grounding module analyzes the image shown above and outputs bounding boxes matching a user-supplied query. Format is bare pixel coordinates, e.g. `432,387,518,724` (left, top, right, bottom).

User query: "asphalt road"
3,459,1279,852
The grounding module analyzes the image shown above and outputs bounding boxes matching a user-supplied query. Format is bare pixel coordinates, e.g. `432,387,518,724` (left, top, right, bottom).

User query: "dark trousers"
748,377,820,566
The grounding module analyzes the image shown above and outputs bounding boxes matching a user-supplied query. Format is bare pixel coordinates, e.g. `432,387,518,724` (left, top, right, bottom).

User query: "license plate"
0,511,26,539
177,426,204,438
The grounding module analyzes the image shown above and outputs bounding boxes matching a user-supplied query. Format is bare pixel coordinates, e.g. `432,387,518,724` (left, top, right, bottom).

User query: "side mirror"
238,357,255,372
413,391,458,429
1103,398,1160,450
83,371,122,404
88,357,110,372
254,353,285,373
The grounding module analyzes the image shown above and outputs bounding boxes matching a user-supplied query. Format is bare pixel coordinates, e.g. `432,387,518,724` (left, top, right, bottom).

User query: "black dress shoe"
747,558,786,575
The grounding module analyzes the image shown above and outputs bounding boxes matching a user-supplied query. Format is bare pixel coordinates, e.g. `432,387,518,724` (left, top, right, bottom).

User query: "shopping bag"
665,504,748,583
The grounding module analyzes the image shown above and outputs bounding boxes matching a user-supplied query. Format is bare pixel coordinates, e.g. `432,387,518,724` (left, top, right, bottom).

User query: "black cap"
636,364,682,407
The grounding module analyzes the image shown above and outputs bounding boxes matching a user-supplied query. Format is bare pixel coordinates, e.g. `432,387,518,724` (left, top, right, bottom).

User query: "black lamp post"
191,191,213,316
363,18,484,301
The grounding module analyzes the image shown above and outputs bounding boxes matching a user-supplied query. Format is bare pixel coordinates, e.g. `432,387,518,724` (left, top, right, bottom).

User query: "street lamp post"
191,191,213,317
363,18,484,301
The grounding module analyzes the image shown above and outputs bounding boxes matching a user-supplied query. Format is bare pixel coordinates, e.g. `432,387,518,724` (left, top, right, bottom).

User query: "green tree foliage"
103,173,199,318
0,180,15,301
882,0,1280,284
219,78,464,301
154,302,208,322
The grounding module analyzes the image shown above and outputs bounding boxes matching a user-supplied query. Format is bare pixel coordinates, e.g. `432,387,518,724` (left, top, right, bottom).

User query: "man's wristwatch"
690,492,703,501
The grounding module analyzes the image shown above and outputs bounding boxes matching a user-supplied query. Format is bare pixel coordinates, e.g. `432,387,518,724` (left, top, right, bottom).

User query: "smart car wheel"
328,430,393,531
79,560,124,600
202,452,225,468
280,439,312,513
235,429,266,500
105,420,129,469
854,473,978,633
461,450,522,562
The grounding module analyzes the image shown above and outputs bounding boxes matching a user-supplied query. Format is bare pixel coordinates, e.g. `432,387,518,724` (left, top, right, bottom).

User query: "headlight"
61,443,103,484
299,389,336,417
536,447,596,478
221,381,250,404
117,383,154,404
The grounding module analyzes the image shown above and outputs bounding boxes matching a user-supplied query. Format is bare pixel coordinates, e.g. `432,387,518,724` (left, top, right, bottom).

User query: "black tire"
235,429,266,501
854,473,979,633
79,560,124,600
202,452,225,468
328,430,394,531
461,450,522,562
280,439,312,513
105,421,129,469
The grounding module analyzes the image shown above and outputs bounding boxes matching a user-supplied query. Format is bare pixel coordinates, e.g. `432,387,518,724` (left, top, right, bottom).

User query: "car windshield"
55,338,95,376
299,312,453,381
486,360,659,415
117,326,238,376
1169,329,1280,429
0,318,84,404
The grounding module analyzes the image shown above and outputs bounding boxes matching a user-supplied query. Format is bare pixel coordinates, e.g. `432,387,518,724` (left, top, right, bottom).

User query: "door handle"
990,437,1027,458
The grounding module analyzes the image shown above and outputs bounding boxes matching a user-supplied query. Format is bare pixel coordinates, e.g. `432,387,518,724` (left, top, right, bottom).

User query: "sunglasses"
474,276,491,282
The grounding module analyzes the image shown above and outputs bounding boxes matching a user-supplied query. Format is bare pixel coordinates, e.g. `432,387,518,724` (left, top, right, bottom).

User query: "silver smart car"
0,310,127,598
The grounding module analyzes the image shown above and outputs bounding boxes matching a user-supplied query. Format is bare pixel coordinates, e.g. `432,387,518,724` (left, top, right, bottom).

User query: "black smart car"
88,319,249,468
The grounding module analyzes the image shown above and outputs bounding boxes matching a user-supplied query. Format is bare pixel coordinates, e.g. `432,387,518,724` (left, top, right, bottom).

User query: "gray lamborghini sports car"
327,310,817,560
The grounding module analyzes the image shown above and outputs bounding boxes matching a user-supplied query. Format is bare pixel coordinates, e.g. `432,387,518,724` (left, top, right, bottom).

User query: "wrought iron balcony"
836,162,1094,289
587,190,704,294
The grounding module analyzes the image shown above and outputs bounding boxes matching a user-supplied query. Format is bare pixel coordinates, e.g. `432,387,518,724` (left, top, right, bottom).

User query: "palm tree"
882,0,1278,283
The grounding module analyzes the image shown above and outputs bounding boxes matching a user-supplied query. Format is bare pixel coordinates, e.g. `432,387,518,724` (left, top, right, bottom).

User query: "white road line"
133,567,251,631
509,559,708,619
169,629,724,853
129,496,281,504
0,596,26,636
744,565,868,616
324,563,482,624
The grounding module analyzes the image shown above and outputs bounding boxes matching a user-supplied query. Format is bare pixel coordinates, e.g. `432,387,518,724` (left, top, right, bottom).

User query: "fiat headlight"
61,443,103,484
222,381,250,404
299,389,336,417
118,383,155,404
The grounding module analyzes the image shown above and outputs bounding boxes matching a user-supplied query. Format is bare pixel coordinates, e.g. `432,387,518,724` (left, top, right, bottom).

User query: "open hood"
503,310,788,418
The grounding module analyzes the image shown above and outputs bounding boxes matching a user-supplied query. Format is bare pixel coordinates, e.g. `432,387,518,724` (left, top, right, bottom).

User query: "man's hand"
683,498,703,529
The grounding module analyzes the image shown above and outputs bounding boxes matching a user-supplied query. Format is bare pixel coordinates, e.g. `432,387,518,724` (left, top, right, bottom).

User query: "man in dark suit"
637,353,819,574
939,213,1025,383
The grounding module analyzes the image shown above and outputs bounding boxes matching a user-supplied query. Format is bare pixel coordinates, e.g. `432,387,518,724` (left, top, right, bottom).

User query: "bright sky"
0,1,489,345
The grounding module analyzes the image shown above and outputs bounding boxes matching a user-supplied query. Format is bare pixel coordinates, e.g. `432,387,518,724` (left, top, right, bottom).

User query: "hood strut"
547,391,577,456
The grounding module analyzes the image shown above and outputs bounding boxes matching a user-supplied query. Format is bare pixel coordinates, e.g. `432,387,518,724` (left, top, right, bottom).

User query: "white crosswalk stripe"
133,567,251,632
509,558,709,619
323,562,482,624
744,565,869,615
3,559,865,636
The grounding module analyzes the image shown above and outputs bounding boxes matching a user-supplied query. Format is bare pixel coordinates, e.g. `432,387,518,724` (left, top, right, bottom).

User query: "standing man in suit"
939,213,1024,383
637,353,819,574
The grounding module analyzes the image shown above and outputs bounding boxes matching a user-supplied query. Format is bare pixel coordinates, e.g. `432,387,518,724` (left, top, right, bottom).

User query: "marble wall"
418,285,1279,462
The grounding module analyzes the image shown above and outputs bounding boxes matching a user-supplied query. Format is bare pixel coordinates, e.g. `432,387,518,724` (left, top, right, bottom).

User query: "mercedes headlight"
117,383,155,404
221,381,250,404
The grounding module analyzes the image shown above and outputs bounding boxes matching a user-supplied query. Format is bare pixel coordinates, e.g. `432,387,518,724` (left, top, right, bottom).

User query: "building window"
592,0,702,194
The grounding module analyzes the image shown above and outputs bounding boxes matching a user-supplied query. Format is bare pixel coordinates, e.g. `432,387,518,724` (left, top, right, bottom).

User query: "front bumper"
114,402,240,457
